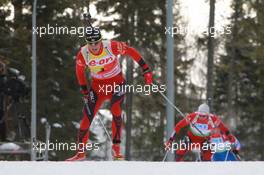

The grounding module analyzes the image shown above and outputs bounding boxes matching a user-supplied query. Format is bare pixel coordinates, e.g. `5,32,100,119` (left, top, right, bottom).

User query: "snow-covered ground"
1,161,264,175
0,143,21,150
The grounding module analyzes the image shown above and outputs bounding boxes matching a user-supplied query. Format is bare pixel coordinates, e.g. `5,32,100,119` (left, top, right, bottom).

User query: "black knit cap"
85,27,102,44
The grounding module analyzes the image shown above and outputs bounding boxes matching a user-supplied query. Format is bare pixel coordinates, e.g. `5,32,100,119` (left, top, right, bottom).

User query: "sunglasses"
199,114,208,117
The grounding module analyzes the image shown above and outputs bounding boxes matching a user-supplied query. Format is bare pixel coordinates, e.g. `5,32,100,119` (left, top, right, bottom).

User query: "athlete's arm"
212,115,229,133
111,40,151,73
174,114,192,134
76,50,89,94
213,115,235,142
111,40,153,84
167,114,192,143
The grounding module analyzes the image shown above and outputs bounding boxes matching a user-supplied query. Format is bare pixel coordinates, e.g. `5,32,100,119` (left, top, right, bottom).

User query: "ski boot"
112,144,124,160
66,152,86,161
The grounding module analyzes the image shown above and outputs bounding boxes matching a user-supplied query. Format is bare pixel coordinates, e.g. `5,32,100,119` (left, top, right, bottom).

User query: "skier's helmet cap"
198,103,210,115
85,27,102,44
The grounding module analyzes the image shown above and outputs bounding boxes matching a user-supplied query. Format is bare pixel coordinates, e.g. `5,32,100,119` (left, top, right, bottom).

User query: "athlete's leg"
212,152,221,161
66,88,105,161
201,149,212,161
110,84,125,144
78,89,104,150
175,149,188,161
175,136,191,161
226,151,238,161
110,83,126,158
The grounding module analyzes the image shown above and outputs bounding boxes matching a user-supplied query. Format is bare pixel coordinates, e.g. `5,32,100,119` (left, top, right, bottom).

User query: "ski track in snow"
1,161,264,175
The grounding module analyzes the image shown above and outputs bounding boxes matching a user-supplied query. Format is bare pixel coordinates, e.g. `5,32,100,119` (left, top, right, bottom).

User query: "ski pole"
152,83,185,117
152,83,208,138
97,111,112,142
224,149,241,161
83,13,93,28
224,150,230,161
83,99,112,142
162,131,176,162
84,100,114,160
162,150,169,162
234,152,241,161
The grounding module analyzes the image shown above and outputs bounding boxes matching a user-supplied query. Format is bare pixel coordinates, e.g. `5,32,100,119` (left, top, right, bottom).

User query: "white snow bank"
52,123,63,128
0,161,264,175
0,143,21,150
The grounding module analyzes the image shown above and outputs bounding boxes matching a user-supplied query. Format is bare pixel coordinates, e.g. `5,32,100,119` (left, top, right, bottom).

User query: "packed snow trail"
1,161,264,175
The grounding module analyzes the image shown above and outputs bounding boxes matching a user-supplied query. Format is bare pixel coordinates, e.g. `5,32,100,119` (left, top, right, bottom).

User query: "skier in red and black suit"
165,103,236,161
67,27,153,161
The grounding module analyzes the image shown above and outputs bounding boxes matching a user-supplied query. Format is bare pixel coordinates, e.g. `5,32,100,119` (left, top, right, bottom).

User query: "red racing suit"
173,112,232,161
75,40,151,149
